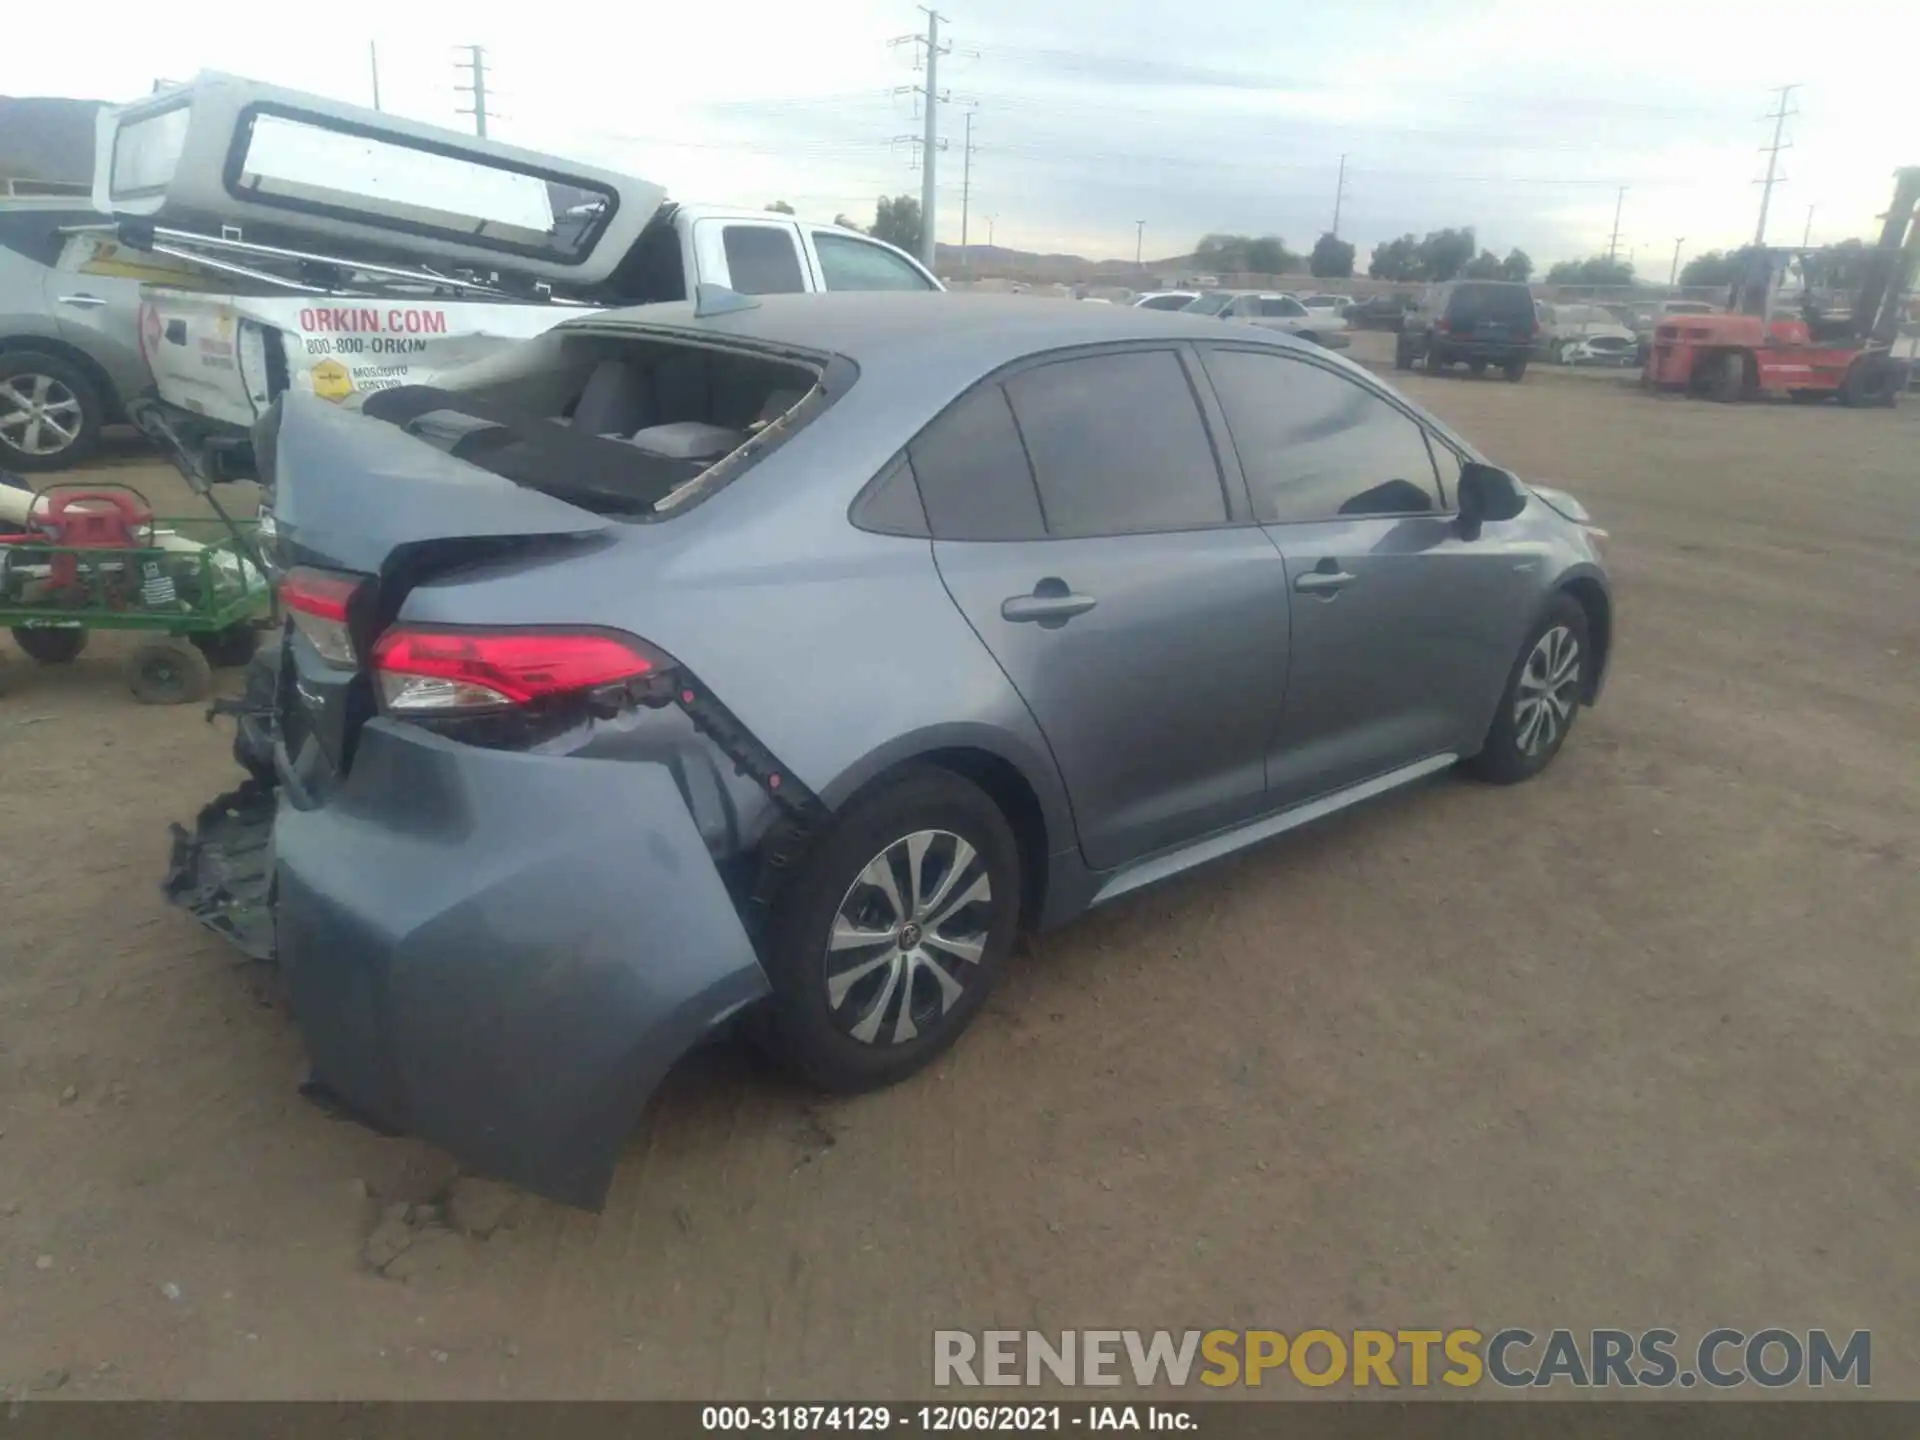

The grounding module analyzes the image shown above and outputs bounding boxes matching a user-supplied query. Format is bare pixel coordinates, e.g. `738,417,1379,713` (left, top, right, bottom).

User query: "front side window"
1202,347,1442,524
813,231,934,291
721,225,807,295
1003,349,1227,538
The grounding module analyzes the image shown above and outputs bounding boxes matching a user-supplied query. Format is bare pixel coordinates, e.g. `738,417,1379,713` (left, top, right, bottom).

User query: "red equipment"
27,485,155,594
1645,167,1919,406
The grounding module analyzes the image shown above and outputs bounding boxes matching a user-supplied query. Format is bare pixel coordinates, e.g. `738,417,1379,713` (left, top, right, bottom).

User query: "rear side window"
1446,283,1533,325
1003,349,1227,538
1258,297,1304,318
813,232,933,291
909,384,1046,541
0,210,90,267
722,225,806,295
1202,347,1441,523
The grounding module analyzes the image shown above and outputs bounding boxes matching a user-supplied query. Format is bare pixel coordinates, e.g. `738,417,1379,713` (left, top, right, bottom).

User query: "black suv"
1395,281,1538,381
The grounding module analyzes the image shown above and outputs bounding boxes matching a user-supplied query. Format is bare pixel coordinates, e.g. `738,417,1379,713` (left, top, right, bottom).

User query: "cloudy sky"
5,0,1914,270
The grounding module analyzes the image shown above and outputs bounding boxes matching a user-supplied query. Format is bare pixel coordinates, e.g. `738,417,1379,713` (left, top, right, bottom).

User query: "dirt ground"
1,374,1915,1400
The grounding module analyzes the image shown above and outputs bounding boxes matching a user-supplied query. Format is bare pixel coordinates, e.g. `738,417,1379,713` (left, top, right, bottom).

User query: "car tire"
1465,595,1591,785
1427,347,1448,374
1838,358,1900,408
760,764,1022,1093
11,624,87,664
127,638,214,705
1393,338,1414,371
1503,358,1528,383
0,351,106,473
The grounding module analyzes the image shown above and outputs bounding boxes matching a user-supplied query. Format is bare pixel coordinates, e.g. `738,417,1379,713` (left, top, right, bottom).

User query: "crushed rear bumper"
165,718,772,1209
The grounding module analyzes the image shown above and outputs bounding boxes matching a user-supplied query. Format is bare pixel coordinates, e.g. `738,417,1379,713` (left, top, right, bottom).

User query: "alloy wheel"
824,829,994,1046
1514,625,1581,756
0,373,83,457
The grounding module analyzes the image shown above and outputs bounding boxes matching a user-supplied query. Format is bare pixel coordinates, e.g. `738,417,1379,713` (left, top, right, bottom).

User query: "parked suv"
0,200,150,471
1396,280,1539,381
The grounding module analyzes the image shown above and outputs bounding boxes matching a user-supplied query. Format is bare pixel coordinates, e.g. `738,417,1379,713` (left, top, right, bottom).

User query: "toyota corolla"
165,290,1612,1208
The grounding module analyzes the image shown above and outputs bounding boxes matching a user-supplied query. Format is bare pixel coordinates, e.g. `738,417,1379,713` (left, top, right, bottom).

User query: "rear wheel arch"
818,742,1061,932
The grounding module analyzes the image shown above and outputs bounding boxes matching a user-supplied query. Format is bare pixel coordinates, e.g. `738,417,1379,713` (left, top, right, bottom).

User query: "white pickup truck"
96,73,941,477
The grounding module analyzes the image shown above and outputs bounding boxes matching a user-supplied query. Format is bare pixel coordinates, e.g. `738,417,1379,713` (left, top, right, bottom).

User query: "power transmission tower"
1331,154,1348,237
889,10,950,266
1753,84,1798,245
455,45,491,138
1607,186,1626,263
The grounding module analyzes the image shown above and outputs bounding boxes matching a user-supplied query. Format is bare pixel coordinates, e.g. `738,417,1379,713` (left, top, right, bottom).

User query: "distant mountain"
935,241,1196,284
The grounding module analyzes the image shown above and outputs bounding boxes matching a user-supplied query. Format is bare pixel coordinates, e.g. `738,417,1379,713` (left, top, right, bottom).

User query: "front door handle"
56,293,107,309
1002,579,1096,627
1294,568,1357,596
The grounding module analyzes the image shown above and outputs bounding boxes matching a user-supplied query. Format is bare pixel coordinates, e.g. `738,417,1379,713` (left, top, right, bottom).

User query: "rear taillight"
369,625,663,714
281,566,368,667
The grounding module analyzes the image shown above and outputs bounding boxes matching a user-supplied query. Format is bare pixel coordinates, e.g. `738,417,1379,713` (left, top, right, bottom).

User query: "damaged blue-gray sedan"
166,290,1612,1208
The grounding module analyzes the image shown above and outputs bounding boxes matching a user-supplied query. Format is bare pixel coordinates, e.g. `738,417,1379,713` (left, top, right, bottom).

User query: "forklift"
1644,166,1918,405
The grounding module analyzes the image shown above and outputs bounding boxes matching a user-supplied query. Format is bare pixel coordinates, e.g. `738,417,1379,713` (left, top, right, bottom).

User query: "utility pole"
1669,237,1685,288
455,45,490,138
1135,220,1145,270
1607,186,1626,263
959,107,976,274
888,9,951,266
369,42,382,111
1802,203,1814,247
1331,153,1348,237
1754,83,1798,245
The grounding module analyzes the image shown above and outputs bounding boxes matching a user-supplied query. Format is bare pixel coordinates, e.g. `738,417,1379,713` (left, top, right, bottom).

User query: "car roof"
573,290,1320,373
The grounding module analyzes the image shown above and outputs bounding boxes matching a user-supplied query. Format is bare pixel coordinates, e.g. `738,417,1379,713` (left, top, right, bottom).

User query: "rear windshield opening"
357,331,827,517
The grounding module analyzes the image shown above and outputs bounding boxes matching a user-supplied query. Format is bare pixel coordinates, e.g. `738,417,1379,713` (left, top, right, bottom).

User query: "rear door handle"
56,293,107,309
1293,569,1356,596
1002,584,1097,626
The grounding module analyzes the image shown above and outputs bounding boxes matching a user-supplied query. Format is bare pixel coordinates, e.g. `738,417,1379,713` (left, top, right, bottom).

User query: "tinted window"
909,384,1045,541
1258,297,1305,318
1203,348,1441,523
813,232,933,291
722,226,806,295
1138,293,1194,311
1445,282,1534,325
1183,292,1235,316
1003,350,1227,538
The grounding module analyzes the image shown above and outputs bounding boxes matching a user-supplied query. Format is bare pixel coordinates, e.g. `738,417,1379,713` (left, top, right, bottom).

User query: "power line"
455,44,490,138
1753,83,1798,245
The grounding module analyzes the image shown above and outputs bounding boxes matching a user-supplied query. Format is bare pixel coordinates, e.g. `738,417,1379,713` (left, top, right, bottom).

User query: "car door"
918,345,1291,871
1196,343,1536,804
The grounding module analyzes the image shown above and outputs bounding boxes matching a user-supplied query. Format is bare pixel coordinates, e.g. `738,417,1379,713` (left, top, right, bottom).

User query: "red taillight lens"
370,625,661,714
281,566,368,667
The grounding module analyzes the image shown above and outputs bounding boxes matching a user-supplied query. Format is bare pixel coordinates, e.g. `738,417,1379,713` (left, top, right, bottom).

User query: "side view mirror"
1457,462,1528,528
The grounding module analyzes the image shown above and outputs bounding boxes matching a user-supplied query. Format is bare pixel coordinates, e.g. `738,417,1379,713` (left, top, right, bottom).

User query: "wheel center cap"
897,921,923,949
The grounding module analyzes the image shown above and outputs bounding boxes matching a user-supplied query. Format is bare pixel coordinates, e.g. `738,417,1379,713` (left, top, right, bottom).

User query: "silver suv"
0,200,149,471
